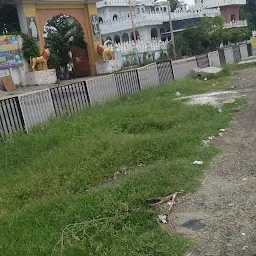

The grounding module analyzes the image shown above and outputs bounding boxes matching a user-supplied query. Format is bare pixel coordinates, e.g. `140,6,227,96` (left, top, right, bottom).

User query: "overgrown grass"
0,76,240,255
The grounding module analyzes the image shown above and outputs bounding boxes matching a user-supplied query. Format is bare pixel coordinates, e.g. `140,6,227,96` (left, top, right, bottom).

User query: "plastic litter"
220,129,226,132
204,77,207,81
218,108,223,113
218,133,223,137
193,161,203,165
176,91,181,97
181,219,206,231
201,140,209,147
158,214,167,224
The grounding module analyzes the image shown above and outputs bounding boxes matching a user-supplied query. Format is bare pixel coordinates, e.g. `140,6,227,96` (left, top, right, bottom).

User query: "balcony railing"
100,9,221,34
96,0,155,8
224,20,248,28
194,0,246,8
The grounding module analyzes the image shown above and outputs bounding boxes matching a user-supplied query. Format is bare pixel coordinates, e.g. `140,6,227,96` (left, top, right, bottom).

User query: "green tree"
168,16,250,58
44,14,87,71
240,0,256,31
168,0,180,12
0,4,20,35
21,33,40,62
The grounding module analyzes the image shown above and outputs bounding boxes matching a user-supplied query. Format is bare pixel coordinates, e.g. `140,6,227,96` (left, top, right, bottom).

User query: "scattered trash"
227,243,232,247
181,219,206,231
218,133,223,137
212,83,216,87
202,176,208,185
218,108,223,113
201,140,209,147
114,172,120,178
147,191,183,207
223,98,235,104
242,246,248,251
231,86,235,89
242,177,247,181
187,253,199,256
158,214,168,224
204,77,208,81
176,91,181,97
138,163,143,167
208,136,215,140
194,161,203,165
167,201,174,210
220,129,226,132
241,233,246,236
227,203,235,207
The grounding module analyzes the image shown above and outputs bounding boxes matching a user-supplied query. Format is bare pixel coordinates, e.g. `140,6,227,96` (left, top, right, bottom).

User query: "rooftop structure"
97,0,247,43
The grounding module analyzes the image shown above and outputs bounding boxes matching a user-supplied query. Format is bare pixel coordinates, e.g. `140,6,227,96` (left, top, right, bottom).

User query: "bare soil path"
172,68,256,256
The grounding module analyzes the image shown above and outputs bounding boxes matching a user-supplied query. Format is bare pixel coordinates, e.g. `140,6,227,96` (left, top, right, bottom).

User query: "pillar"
84,4,103,75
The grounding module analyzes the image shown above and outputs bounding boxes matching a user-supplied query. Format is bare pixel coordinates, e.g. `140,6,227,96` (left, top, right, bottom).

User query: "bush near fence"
0,43,252,137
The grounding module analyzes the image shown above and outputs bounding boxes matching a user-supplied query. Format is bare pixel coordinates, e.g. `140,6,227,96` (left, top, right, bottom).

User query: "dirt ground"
172,68,256,256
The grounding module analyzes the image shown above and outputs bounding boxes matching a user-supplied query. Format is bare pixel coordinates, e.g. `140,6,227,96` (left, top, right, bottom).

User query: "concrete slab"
238,59,256,65
190,67,223,78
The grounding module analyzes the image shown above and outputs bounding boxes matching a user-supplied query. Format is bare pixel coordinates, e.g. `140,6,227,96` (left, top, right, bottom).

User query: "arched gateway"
15,0,102,75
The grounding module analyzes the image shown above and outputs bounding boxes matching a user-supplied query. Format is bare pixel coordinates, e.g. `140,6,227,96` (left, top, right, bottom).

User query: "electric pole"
167,0,177,58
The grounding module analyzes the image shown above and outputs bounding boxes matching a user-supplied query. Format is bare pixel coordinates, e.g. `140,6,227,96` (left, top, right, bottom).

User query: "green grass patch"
0,76,241,255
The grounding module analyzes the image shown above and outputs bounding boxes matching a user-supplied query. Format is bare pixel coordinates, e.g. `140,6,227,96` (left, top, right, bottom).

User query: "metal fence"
114,69,141,96
137,63,160,90
86,75,118,105
0,97,24,137
19,90,55,132
196,54,210,68
156,61,174,84
0,44,252,137
208,51,221,67
50,82,90,116
233,45,241,62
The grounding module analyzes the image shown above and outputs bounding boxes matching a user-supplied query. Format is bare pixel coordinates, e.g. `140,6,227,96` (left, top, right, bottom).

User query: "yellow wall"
84,4,103,70
22,2,102,75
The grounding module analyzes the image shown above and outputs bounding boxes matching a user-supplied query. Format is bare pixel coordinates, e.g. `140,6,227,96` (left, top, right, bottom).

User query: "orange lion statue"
97,42,114,61
30,48,51,71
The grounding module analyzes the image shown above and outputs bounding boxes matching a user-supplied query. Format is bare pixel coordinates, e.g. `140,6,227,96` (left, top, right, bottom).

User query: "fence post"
136,69,141,91
83,81,91,107
14,97,26,131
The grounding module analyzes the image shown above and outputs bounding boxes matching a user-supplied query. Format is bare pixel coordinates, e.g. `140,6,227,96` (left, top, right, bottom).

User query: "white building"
97,0,247,43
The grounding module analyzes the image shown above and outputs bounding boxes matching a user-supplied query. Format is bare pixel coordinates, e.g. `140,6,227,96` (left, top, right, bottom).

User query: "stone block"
190,67,223,78
95,60,122,75
26,69,57,86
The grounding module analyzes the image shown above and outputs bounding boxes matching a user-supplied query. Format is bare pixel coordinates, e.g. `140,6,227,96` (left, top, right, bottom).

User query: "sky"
184,0,194,6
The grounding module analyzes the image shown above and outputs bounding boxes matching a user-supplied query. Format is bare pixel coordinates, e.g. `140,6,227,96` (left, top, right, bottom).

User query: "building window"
137,8,140,14
151,28,158,39
156,7,159,12
106,36,112,42
122,33,129,42
114,34,121,43
131,31,140,41
231,13,236,22
163,7,167,12
113,14,118,21
99,17,103,23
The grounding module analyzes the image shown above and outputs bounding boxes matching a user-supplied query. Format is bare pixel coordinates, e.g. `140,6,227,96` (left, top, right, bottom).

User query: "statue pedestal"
26,69,57,86
95,60,121,75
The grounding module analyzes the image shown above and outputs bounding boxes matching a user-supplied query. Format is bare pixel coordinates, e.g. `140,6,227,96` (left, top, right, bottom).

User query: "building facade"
97,0,247,43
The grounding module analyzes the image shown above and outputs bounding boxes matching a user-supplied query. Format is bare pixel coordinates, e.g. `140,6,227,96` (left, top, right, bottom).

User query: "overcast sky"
184,0,194,6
